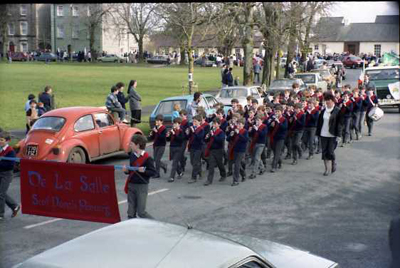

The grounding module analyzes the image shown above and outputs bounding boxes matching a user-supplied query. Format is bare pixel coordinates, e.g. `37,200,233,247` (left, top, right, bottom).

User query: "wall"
310,42,344,54
359,42,400,55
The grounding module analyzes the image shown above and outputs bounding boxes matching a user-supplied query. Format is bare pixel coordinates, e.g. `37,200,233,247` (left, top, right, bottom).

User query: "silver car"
15,219,339,268
216,86,264,107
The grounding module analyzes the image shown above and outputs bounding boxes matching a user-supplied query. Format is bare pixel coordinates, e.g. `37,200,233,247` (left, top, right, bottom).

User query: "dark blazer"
316,106,343,137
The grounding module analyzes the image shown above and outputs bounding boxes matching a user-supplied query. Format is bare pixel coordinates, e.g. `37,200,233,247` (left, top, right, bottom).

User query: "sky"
328,1,399,23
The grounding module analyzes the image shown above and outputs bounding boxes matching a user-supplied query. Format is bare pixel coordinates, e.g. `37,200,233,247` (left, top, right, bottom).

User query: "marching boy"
148,114,167,178
186,115,204,184
270,105,288,172
123,134,156,219
204,118,227,185
291,103,306,165
249,115,268,179
0,131,20,220
179,109,190,174
227,118,249,186
167,117,185,182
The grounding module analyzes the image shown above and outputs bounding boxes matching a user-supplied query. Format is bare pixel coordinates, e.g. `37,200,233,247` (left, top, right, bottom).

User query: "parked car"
147,55,170,64
16,107,142,164
215,86,264,108
34,53,57,62
97,54,124,63
294,72,328,91
266,78,306,97
10,52,29,61
149,94,230,129
14,219,339,268
311,69,335,89
194,57,216,67
363,66,400,112
342,55,363,69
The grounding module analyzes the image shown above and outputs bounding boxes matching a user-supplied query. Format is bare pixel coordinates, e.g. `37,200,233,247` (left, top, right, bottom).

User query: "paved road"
2,69,399,268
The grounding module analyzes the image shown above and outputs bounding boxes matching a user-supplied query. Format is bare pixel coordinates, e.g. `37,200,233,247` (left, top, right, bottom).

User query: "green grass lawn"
0,61,244,131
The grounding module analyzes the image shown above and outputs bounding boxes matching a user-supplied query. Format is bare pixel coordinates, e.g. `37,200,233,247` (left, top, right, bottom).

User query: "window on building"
72,25,79,39
57,25,64,38
8,23,15,35
20,21,28,36
20,5,27,15
72,6,79,17
57,5,64,16
314,44,319,51
374,44,381,57
21,43,28,52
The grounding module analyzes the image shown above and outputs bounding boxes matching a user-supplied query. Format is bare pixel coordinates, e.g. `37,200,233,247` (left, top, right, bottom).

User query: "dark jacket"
148,126,167,147
272,117,288,141
167,129,185,147
0,145,16,171
206,129,225,150
249,124,268,145
305,109,320,128
38,92,52,111
316,106,343,137
126,153,156,184
225,72,234,86
292,112,306,132
117,91,128,110
188,126,204,151
227,129,249,153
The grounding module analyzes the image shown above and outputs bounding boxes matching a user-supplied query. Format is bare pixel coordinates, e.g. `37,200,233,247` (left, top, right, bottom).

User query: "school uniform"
226,123,236,175
351,96,363,140
284,110,294,159
358,94,367,138
167,127,185,181
304,107,320,157
187,125,205,182
291,111,306,163
180,119,190,172
365,95,378,136
260,113,274,165
340,99,354,144
148,125,167,177
244,117,255,163
270,116,288,171
201,121,211,172
0,145,19,218
124,150,157,219
205,128,226,184
249,123,268,177
227,128,249,185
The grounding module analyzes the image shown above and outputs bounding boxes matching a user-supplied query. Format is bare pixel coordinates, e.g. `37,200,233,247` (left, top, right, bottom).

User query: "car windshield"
365,69,400,80
270,80,295,88
220,88,248,98
31,116,66,132
295,75,316,83
156,100,187,115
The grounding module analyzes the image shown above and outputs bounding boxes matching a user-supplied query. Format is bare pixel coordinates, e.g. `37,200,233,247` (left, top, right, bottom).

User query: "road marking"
23,188,169,229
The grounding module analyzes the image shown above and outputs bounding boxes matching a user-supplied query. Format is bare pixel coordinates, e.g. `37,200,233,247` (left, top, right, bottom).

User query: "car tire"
67,147,86,164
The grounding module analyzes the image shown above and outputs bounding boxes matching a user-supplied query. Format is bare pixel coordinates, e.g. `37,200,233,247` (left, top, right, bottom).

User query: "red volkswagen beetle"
16,107,142,163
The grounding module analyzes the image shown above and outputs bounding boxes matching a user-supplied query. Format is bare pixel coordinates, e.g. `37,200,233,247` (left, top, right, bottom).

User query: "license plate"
26,145,38,156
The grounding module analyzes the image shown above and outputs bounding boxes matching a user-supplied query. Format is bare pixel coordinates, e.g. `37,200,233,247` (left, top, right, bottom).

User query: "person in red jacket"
0,132,20,220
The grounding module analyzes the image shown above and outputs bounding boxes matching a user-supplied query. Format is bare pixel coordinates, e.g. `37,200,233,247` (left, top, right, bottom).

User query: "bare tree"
157,3,218,94
111,3,159,63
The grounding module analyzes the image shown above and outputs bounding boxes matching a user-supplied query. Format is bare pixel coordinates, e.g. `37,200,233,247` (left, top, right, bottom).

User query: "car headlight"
386,94,392,99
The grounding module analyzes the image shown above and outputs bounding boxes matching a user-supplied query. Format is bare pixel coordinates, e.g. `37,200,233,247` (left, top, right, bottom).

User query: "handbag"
368,106,384,121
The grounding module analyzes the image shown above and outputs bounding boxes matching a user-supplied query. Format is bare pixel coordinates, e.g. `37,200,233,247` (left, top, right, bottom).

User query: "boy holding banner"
123,134,156,219
0,131,20,220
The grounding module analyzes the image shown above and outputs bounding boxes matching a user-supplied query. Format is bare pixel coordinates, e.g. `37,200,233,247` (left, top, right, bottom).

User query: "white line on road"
23,188,169,229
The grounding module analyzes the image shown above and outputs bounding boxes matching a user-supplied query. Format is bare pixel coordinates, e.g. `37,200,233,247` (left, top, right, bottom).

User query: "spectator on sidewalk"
116,82,128,110
254,61,261,84
105,86,127,123
38,86,54,111
127,80,142,127
25,94,36,112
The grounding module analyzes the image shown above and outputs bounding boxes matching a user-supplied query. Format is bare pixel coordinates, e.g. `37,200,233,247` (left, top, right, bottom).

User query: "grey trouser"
304,127,317,155
359,111,366,135
250,144,265,176
291,130,304,160
170,146,182,179
233,152,246,183
109,107,126,121
352,111,361,137
190,149,202,179
285,134,292,156
127,183,153,219
180,140,188,172
342,117,352,143
0,171,18,217
272,139,285,169
366,114,374,135
207,149,226,183
154,146,167,176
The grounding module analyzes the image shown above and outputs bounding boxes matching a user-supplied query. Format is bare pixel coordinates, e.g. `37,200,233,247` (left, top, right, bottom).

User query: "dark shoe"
298,153,303,159
340,143,345,147
188,178,197,184
178,172,184,179
204,181,212,186
227,171,233,177
332,161,337,173
278,162,282,169
270,168,276,173
258,170,265,175
315,150,320,154
249,174,255,179
162,165,167,174
323,170,329,176
231,182,239,186
153,175,161,179
168,178,175,183
219,177,226,182
292,160,298,165
367,133,372,136
241,176,246,182
284,154,291,160
307,155,314,160
12,205,20,218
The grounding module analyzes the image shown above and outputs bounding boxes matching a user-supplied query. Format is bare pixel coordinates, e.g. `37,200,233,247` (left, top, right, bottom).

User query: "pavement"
3,69,399,268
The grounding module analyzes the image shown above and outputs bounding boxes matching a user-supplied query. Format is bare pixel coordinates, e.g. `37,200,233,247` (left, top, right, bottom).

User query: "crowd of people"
24,86,55,133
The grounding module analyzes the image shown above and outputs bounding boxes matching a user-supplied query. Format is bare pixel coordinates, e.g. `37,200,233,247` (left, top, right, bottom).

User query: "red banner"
20,159,121,224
